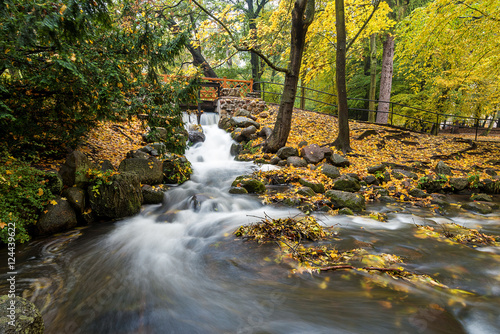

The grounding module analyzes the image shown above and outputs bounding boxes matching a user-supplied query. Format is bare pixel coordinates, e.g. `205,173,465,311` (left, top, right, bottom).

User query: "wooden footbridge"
160,75,254,113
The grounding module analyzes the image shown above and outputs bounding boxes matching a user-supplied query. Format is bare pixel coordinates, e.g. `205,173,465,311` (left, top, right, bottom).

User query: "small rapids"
1,113,499,333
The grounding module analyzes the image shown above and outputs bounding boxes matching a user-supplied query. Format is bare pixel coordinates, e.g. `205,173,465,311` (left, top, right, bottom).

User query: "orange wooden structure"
159,74,253,101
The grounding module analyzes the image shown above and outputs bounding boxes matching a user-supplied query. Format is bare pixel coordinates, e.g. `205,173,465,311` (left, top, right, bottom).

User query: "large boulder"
418,174,446,193
332,175,361,192
230,116,260,129
142,185,165,204
435,160,452,176
367,164,386,174
325,190,365,212
277,147,299,160
88,172,143,219
392,169,418,180
62,187,86,214
231,176,266,193
37,196,78,235
231,128,245,142
0,295,44,334
461,202,493,214
300,144,325,164
318,163,340,179
118,157,163,185
329,154,350,167
188,131,206,144
298,178,325,193
58,151,95,187
218,116,232,131
450,177,469,192
297,187,316,197
230,143,243,156
471,193,493,202
286,156,308,168
241,125,258,139
409,188,429,198
234,108,252,118
479,179,500,194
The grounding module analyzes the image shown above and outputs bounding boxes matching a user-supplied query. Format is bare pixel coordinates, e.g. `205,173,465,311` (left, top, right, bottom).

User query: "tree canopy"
0,0,190,158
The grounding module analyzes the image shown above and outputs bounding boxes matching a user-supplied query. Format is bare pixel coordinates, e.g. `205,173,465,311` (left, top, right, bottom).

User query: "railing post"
390,103,393,126
434,113,440,135
300,85,305,110
475,118,479,141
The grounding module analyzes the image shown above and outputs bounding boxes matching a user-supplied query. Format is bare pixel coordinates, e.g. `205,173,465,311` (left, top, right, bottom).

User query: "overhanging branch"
346,0,381,51
190,0,289,74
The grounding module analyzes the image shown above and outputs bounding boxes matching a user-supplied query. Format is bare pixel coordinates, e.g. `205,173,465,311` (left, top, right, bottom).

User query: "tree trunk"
185,43,218,78
332,0,351,152
376,34,394,124
249,21,262,93
263,0,314,153
483,109,500,136
368,33,377,123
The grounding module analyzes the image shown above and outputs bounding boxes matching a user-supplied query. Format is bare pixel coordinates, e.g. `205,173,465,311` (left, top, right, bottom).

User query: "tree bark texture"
376,34,394,124
185,43,218,78
263,0,314,153
332,0,351,152
368,33,377,123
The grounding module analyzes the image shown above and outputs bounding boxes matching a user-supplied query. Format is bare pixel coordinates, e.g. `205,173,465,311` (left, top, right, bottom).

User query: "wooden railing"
159,74,253,101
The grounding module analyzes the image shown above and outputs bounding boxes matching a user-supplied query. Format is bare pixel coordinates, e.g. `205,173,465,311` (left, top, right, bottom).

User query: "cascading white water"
41,113,302,333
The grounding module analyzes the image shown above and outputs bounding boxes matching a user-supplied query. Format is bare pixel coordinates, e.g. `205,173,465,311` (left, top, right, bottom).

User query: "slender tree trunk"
332,0,351,152
249,21,262,93
185,43,218,78
368,33,377,123
263,0,314,153
376,34,394,124
483,109,500,136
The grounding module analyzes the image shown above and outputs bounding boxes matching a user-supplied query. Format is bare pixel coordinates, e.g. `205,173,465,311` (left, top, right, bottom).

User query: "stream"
1,114,499,333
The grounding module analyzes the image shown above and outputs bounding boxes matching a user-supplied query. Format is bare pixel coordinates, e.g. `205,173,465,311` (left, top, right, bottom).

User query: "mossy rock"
297,187,316,197
88,172,143,219
338,207,354,215
231,177,266,193
470,193,493,202
0,295,44,334
142,185,165,204
325,190,365,212
332,175,361,192
461,202,493,214
409,188,429,198
298,178,325,193
229,187,248,194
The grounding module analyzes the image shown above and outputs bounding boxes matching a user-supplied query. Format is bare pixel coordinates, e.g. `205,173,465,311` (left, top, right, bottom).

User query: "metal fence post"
475,118,479,141
300,86,305,110
390,103,393,126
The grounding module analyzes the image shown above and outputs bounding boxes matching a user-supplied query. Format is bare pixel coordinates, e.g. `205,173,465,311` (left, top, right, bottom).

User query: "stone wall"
219,97,267,118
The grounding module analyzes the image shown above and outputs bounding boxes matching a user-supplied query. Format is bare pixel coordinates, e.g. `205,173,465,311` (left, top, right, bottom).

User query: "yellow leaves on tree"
396,0,500,118
302,0,395,83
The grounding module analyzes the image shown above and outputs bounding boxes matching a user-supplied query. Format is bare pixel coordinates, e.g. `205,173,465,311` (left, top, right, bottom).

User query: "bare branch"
346,0,381,51
189,0,289,73
459,2,500,23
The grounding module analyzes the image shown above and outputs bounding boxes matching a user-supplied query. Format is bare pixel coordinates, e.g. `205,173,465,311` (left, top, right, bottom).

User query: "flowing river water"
1,114,499,333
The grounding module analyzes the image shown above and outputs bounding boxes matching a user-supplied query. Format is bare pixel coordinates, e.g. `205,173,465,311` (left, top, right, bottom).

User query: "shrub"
0,156,55,244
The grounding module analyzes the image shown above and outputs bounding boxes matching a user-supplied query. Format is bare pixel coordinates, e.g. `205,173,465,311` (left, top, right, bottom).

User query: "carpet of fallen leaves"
241,105,500,209
38,117,146,170
79,117,146,167
253,105,500,176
